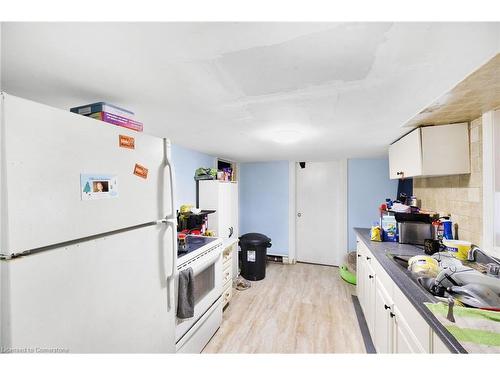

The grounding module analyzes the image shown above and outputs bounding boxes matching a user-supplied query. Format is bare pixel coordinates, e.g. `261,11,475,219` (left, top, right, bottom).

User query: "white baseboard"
266,254,296,264
281,256,296,265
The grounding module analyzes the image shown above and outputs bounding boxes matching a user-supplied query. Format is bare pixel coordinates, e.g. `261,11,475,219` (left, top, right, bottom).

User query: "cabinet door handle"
229,227,233,238
366,256,371,260
357,254,361,258
390,312,395,318
368,275,374,279
384,304,390,310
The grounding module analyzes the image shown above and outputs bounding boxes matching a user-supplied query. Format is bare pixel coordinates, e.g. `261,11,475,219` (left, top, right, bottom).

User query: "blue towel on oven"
177,268,194,319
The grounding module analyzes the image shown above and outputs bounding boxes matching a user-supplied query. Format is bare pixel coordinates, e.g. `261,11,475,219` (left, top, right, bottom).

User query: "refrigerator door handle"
163,138,175,221
162,139,177,311
165,218,177,278
165,218,177,311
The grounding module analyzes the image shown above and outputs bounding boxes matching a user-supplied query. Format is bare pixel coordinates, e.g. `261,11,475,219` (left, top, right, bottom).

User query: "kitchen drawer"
356,238,369,257
222,266,232,285
223,256,232,271
222,247,233,267
223,282,233,307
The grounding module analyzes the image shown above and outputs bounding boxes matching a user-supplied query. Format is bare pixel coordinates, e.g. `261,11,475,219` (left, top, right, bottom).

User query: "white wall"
347,159,398,251
170,143,216,211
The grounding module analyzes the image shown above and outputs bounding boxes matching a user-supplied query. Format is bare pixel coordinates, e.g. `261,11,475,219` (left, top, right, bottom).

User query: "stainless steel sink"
387,251,500,303
386,252,439,296
387,253,412,269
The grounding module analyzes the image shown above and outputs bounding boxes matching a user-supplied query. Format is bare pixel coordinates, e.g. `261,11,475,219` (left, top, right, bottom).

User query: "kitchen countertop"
354,228,467,354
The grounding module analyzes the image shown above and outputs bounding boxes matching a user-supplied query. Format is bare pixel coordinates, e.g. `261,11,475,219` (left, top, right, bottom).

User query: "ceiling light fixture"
271,129,304,144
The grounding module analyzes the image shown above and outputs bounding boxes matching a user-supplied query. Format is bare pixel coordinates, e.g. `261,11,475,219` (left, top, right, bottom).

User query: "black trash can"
239,233,272,281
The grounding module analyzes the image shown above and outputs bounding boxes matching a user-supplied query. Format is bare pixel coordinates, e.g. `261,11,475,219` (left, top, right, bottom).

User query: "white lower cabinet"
392,304,426,353
432,331,453,353
356,246,365,311
373,278,393,353
356,237,444,354
365,263,376,335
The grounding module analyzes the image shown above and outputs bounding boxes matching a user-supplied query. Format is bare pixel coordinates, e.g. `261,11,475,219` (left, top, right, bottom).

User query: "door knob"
297,212,302,217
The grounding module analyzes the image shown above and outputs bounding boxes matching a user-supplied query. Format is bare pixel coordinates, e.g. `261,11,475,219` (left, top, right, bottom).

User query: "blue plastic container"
442,220,453,240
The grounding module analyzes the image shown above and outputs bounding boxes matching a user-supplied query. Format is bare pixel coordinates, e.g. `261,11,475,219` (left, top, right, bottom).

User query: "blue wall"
347,158,398,250
170,150,395,255
171,143,216,210
239,161,289,256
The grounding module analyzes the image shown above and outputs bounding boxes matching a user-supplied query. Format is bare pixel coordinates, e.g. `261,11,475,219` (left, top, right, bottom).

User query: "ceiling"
405,53,500,127
1,22,499,161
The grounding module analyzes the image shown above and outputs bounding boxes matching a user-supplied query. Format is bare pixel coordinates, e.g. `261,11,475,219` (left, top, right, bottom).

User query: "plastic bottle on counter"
442,219,453,240
385,198,393,209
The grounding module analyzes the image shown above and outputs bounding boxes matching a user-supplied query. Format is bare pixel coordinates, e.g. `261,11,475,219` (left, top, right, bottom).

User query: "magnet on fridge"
133,163,148,179
119,134,135,149
80,174,119,200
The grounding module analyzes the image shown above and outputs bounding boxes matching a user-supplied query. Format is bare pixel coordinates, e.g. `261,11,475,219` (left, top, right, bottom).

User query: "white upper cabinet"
389,123,470,179
389,128,423,179
199,180,239,240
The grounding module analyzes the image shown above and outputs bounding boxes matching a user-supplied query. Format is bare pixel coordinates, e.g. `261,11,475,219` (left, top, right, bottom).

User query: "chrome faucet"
467,244,500,266
467,244,481,261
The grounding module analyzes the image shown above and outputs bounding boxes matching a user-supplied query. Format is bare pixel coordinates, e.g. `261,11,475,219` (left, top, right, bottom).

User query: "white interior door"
295,161,347,266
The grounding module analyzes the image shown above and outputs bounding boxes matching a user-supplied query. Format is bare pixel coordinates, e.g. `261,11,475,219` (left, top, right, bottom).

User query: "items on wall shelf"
194,165,237,208
70,102,143,132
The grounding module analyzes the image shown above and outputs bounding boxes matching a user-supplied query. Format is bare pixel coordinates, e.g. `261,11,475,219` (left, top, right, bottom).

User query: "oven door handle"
183,248,221,275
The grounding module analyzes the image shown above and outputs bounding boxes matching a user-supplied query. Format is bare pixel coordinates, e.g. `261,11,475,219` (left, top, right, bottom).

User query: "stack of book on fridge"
70,102,143,132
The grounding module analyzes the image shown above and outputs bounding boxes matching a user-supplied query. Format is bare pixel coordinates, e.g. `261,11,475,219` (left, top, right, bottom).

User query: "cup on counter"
442,239,471,261
424,239,440,255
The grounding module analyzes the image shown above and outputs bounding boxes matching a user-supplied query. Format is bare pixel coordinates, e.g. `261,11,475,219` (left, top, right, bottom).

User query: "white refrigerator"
0,93,177,353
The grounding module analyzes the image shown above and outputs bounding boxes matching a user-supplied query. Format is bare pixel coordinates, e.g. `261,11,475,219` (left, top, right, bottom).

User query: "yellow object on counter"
204,230,215,237
408,255,440,277
180,204,194,214
442,239,472,261
371,225,382,242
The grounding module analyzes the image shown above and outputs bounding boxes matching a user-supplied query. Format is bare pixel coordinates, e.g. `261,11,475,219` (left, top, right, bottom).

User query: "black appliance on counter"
394,212,438,246
177,210,215,233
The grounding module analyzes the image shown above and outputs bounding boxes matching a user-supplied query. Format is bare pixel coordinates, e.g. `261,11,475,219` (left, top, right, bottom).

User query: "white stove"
175,236,223,353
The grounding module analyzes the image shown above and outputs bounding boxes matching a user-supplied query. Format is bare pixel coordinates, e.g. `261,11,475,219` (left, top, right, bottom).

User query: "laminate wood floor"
203,262,366,353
